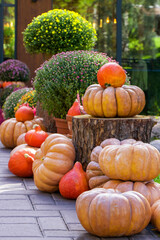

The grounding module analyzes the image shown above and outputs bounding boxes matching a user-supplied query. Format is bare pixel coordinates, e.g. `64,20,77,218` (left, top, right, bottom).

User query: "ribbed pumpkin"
83,84,145,117
16,133,26,145
86,138,141,189
151,199,160,231
32,134,75,192
99,143,160,181
76,188,151,237
0,117,45,148
86,146,109,189
103,180,160,206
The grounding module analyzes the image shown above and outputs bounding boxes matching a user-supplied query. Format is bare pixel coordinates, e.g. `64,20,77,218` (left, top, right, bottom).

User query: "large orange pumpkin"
83,84,145,117
99,142,160,181
103,180,160,206
32,134,75,192
76,188,151,237
0,117,45,148
151,199,160,231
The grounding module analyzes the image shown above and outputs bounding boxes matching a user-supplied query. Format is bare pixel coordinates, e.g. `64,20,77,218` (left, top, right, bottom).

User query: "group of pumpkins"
1,62,160,238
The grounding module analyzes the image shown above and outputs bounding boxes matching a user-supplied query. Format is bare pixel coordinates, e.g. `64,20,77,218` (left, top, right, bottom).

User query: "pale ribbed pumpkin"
76,188,151,237
86,138,141,189
0,117,45,148
99,143,160,181
83,84,145,117
151,199,160,231
32,134,75,192
103,180,160,206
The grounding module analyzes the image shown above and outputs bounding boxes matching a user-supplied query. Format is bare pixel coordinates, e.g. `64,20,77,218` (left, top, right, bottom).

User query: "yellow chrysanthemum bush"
23,9,97,54
14,90,37,114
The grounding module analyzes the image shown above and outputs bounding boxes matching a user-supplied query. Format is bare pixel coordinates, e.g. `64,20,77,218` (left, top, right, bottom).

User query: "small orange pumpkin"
59,162,89,199
97,62,126,88
15,106,34,122
8,149,34,177
25,124,48,147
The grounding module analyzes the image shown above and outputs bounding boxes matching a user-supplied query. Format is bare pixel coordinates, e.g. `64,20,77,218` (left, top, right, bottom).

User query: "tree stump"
36,101,56,133
72,115,155,169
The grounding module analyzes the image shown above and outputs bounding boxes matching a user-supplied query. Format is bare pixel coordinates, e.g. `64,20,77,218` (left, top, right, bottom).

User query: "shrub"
23,9,97,54
33,50,116,119
0,59,30,82
3,88,32,119
0,84,25,108
14,90,37,113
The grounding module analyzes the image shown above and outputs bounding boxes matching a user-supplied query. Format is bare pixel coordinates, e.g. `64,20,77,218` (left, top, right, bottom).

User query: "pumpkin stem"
24,153,34,163
33,124,41,131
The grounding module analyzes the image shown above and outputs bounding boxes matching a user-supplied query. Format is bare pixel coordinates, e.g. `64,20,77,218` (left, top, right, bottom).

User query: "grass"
154,174,160,184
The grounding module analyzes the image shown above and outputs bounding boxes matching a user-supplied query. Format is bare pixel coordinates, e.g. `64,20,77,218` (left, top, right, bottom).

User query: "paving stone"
0,177,23,183
67,223,85,231
129,236,158,240
35,204,75,210
0,238,72,240
0,210,60,217
0,194,27,200
38,217,67,230
0,223,42,237
0,199,33,210
61,210,80,224
30,194,55,205
74,233,100,240
44,230,86,237
0,217,36,223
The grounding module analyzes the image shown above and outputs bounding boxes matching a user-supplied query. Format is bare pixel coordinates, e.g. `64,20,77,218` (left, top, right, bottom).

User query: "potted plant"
23,9,97,56
33,50,116,133
0,59,30,84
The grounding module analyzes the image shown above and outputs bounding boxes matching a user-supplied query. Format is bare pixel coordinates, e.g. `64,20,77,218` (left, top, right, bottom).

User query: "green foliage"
23,9,97,54
14,90,36,113
3,88,32,119
154,174,160,184
33,50,115,119
0,84,24,108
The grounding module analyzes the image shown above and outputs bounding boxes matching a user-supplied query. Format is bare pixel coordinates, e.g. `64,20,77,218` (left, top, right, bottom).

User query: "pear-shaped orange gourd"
67,100,81,116
59,162,89,199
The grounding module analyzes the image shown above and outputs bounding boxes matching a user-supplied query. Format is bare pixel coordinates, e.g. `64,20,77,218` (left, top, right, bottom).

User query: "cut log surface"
72,114,154,169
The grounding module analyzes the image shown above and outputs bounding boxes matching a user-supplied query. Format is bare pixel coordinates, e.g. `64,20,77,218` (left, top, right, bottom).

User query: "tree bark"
36,101,57,133
72,115,155,169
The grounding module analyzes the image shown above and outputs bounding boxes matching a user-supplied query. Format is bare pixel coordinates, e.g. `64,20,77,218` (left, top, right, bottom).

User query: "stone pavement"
0,141,160,240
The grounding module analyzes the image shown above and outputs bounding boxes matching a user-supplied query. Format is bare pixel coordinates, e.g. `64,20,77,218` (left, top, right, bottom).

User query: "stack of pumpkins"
75,63,160,237
76,143,160,237
0,106,45,149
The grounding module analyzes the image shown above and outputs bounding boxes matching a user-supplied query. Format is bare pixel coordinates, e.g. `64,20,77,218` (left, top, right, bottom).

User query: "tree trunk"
72,115,154,169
